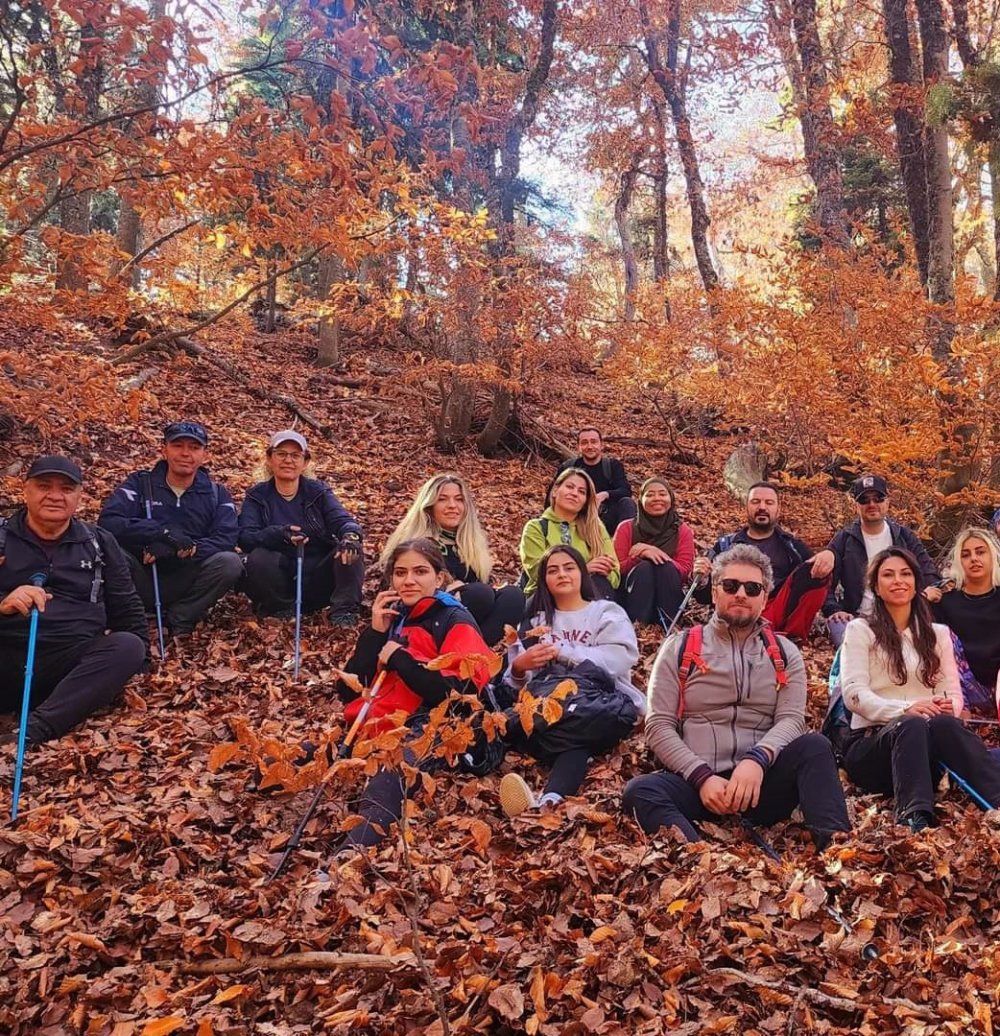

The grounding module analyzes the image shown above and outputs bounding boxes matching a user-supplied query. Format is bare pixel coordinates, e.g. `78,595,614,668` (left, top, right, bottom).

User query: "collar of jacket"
706,610,768,639
844,517,901,543
247,476,327,505
150,459,215,494
8,508,93,545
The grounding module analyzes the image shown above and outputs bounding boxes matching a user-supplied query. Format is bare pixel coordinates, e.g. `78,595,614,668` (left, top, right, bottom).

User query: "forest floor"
1,309,998,1036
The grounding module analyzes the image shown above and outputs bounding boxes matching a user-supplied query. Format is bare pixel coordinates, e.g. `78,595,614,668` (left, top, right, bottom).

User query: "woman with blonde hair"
518,468,620,599
381,474,524,644
934,526,1000,716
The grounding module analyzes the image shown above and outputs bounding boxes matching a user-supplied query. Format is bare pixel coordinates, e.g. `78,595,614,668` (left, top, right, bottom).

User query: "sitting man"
693,481,830,640
623,544,851,851
98,421,243,635
811,475,940,648
0,456,147,745
553,427,637,537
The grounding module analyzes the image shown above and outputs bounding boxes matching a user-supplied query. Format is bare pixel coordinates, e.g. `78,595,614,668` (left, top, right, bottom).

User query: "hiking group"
3,422,1000,869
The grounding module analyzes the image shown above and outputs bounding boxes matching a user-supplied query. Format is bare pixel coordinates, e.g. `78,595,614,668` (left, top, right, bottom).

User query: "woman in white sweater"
841,547,1000,832
499,545,642,816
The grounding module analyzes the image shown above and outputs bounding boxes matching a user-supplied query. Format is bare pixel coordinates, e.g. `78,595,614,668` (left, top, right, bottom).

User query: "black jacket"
822,518,940,617
238,477,362,557
553,455,631,503
99,460,238,563
695,526,812,603
0,510,148,650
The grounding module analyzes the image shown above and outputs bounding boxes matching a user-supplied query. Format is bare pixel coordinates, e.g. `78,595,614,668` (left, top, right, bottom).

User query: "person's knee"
893,714,932,742
927,712,964,740
104,631,147,673
244,548,278,579
790,732,837,762
203,551,245,587
622,773,666,815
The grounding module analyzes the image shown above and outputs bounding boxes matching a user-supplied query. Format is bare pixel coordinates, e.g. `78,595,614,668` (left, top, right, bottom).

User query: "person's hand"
143,541,175,564
511,641,560,677
693,557,712,580
699,775,731,815
905,698,947,718
587,555,615,576
810,550,836,579
725,759,766,812
446,580,466,594
922,585,943,604
640,545,671,565
378,640,402,666
827,611,853,625
0,585,52,617
596,491,610,506
371,590,401,633
286,525,309,548
164,529,195,554
337,533,363,566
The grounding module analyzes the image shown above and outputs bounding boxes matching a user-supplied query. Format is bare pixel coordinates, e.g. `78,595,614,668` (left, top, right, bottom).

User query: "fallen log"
175,950,417,976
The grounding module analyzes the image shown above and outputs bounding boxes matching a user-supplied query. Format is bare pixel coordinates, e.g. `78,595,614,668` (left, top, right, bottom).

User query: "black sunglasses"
857,493,885,504
716,578,765,598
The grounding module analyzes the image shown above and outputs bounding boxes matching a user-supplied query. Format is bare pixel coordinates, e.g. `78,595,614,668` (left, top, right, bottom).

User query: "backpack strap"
676,624,707,721
538,516,549,541
84,524,106,604
601,457,612,483
717,533,734,555
758,624,789,690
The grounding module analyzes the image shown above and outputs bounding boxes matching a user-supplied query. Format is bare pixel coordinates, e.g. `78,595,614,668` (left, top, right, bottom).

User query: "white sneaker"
500,773,538,817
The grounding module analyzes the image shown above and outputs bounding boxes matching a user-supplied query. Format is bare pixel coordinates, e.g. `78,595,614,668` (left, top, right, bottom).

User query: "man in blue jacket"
811,475,941,647
98,421,243,635
0,456,147,744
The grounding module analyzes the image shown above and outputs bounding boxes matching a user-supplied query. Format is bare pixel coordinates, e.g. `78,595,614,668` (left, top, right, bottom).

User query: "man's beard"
719,607,757,629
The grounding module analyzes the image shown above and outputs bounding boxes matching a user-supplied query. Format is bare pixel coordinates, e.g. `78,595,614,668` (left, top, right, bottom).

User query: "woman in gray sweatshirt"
499,545,643,816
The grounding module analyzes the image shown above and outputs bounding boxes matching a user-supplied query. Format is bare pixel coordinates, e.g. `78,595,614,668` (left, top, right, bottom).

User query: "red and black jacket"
337,592,493,732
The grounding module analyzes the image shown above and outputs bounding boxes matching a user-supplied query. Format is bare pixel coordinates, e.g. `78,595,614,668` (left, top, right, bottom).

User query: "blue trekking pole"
293,542,304,680
140,472,166,660
12,572,46,822
941,763,993,811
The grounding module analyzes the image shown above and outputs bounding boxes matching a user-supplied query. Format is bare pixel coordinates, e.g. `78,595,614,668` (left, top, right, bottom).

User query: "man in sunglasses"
99,421,243,636
811,475,940,647
624,544,851,850
693,482,830,641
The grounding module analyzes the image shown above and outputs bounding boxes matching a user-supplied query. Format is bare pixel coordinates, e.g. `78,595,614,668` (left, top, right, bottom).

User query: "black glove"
144,541,175,563
260,524,293,550
163,528,196,552
339,532,362,561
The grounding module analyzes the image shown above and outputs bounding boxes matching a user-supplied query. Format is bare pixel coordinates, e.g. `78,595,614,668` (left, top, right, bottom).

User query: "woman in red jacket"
613,478,694,626
332,538,495,853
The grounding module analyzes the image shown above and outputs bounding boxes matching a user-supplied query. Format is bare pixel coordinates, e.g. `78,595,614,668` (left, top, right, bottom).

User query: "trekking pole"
267,669,387,882
293,542,305,681
12,573,46,822
663,572,706,639
140,473,166,660
741,820,879,961
940,763,993,811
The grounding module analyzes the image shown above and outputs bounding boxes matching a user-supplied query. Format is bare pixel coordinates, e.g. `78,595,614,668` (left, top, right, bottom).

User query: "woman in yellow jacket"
518,468,620,599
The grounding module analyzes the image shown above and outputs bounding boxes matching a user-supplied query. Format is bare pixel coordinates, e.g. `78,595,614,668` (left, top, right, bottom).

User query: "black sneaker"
900,810,936,833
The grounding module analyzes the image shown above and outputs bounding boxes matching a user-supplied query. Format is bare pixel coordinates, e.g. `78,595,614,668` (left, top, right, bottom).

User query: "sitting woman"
499,545,643,816
239,430,364,625
331,538,494,852
519,468,620,600
933,527,1000,717
380,474,524,645
613,477,695,626
841,547,1000,832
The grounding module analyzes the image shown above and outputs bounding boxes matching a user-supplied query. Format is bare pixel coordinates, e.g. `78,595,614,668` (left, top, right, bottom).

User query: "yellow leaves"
425,650,502,680
331,668,366,696
513,680,576,736
206,742,242,772
141,1019,185,1036
210,983,249,1005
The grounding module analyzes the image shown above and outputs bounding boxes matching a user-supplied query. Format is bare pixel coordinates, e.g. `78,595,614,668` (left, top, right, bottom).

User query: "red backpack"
675,623,789,719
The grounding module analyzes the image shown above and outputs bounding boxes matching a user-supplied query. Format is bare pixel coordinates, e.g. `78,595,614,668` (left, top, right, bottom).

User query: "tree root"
175,950,417,976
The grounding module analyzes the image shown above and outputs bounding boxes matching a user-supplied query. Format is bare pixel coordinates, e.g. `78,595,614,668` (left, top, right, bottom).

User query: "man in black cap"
98,421,243,635
811,474,941,646
0,456,147,744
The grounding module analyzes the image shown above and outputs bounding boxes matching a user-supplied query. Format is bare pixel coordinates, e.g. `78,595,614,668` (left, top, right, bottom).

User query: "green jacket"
518,507,620,594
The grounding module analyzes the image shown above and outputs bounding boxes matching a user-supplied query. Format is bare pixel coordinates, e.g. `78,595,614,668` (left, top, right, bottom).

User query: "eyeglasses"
857,494,885,504
716,578,765,597
272,450,304,461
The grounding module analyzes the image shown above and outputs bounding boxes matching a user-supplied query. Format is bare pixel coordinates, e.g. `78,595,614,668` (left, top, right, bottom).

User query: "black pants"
543,747,591,798
128,552,244,632
843,714,1000,819
599,497,637,538
243,547,363,617
455,583,525,645
622,733,851,845
0,632,146,742
621,559,684,625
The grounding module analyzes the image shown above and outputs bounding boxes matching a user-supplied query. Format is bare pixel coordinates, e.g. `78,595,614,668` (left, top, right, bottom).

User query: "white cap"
269,429,308,451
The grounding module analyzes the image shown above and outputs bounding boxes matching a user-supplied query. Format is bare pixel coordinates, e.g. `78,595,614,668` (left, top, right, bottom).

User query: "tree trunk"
640,0,721,294
115,202,142,289
651,97,672,321
475,385,512,455
613,157,640,325
789,0,847,241
881,0,931,285
990,142,1000,302
314,254,342,368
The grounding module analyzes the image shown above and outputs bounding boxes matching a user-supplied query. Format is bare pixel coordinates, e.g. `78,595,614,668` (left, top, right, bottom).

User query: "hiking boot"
900,809,936,833
500,773,538,817
329,608,359,629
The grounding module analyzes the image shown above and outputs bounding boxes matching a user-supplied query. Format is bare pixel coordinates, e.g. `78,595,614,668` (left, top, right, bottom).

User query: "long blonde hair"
948,527,1000,590
547,468,607,560
380,473,493,579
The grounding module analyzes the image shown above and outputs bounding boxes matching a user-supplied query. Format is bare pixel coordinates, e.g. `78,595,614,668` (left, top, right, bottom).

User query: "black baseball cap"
163,420,209,446
26,455,83,484
851,475,888,501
